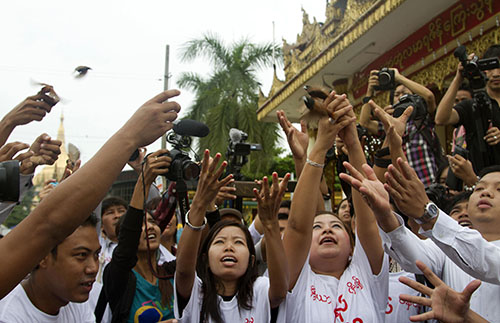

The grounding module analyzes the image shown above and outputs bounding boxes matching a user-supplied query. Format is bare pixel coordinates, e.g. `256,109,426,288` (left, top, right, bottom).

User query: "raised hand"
1,86,58,129
0,142,30,162
399,260,485,323
120,89,181,148
339,162,391,216
384,158,429,219
141,149,172,187
315,92,356,152
191,150,234,210
21,134,62,175
372,100,413,139
277,110,309,161
214,185,237,207
253,172,290,226
448,154,477,186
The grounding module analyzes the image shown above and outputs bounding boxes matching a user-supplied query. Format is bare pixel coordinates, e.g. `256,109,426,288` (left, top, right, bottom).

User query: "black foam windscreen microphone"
128,119,210,162
172,119,209,138
454,45,467,61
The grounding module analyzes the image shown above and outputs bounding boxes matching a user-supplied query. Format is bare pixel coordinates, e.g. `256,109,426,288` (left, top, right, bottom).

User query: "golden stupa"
33,112,70,186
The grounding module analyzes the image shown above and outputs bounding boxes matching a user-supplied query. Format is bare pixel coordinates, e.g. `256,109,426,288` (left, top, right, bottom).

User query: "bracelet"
464,176,480,192
185,210,207,231
306,158,325,168
374,147,390,158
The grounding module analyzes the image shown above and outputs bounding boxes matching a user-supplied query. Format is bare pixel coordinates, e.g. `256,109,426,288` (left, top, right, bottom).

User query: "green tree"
177,33,281,179
3,186,36,228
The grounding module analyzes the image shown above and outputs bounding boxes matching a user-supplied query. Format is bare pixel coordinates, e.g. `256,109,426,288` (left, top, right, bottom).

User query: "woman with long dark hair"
281,92,389,323
175,150,289,322
103,149,176,323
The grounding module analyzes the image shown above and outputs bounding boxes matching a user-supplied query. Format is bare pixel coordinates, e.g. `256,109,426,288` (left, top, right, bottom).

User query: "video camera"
0,161,20,202
454,45,500,90
129,119,209,182
226,128,262,179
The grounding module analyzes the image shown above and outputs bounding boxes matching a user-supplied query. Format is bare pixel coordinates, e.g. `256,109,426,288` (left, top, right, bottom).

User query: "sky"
1,0,327,169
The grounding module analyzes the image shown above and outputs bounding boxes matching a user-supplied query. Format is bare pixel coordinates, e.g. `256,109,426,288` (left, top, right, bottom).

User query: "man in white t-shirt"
0,215,101,322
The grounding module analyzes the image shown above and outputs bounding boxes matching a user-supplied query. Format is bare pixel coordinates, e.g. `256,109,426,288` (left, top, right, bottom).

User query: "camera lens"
378,71,391,86
182,161,200,181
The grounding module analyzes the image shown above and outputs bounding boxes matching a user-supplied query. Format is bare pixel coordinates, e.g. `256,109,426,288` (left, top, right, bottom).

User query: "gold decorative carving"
258,0,402,121
412,28,500,91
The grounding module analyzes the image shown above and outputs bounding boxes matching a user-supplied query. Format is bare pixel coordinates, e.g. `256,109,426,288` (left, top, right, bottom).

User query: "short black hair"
445,191,472,214
47,214,98,262
101,196,128,217
483,44,500,59
458,83,472,96
478,165,500,179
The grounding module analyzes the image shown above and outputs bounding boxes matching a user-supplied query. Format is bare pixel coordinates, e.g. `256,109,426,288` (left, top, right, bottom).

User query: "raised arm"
0,86,58,147
359,70,383,135
435,59,471,125
0,89,181,298
253,173,290,308
393,68,436,114
175,151,233,301
283,92,355,289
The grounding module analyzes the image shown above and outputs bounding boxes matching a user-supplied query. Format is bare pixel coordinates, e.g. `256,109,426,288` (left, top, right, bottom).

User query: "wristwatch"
362,96,372,104
414,202,439,225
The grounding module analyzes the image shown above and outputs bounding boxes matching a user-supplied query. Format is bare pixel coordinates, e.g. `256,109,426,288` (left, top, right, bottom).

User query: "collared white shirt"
379,210,500,322
97,234,117,284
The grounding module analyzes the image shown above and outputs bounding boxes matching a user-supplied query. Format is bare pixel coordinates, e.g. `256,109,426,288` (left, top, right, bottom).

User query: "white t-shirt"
385,271,422,323
0,284,96,323
286,235,389,323
174,275,282,323
158,244,176,265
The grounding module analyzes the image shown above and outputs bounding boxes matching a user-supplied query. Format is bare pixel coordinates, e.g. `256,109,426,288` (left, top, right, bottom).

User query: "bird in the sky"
74,66,92,78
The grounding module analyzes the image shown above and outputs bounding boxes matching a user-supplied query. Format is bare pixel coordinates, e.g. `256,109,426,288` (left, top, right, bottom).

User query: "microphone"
172,119,209,138
229,128,242,143
454,45,467,61
128,119,209,162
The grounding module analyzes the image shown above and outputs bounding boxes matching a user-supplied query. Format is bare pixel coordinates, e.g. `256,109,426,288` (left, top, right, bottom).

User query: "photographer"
360,68,441,187
435,44,500,173
360,68,436,135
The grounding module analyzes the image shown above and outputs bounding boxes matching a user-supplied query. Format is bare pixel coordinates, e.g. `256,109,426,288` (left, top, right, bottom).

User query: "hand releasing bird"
301,85,335,129
74,66,92,78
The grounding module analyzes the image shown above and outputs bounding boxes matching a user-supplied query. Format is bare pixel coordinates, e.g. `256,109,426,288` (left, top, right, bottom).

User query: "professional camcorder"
226,128,262,179
129,119,209,182
454,45,500,90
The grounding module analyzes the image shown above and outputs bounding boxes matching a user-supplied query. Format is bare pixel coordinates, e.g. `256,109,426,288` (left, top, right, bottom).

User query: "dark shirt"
454,97,500,172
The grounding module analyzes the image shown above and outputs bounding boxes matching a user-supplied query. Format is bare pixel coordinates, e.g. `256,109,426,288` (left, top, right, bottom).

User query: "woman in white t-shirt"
175,150,289,323
279,92,389,323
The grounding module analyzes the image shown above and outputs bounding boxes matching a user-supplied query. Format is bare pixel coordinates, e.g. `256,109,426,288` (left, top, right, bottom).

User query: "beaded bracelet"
306,158,325,168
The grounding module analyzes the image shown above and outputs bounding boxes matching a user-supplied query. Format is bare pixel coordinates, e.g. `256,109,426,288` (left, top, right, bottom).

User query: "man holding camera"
359,67,440,188
435,44,500,173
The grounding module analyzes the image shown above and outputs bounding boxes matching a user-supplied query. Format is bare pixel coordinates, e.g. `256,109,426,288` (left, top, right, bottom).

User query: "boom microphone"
128,119,210,161
173,119,209,138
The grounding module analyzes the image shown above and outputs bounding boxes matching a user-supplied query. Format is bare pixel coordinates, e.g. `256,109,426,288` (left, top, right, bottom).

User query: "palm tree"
177,33,281,179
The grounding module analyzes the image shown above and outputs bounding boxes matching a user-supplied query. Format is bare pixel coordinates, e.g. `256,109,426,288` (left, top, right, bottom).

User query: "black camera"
392,94,427,120
454,45,500,90
0,161,20,202
163,133,200,182
374,68,396,91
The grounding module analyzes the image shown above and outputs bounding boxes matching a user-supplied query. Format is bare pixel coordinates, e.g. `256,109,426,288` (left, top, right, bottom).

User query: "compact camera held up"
374,68,396,91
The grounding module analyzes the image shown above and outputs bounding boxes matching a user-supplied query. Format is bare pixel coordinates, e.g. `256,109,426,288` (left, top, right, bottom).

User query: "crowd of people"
0,44,500,323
